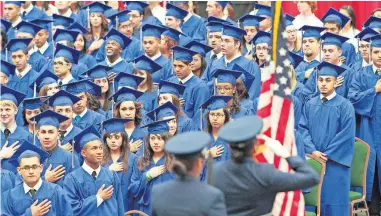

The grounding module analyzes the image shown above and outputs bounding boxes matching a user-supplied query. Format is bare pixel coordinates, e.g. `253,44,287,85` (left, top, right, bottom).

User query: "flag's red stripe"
274,99,292,169
257,103,272,117
290,190,301,215
279,191,289,215
255,153,267,163
260,75,275,92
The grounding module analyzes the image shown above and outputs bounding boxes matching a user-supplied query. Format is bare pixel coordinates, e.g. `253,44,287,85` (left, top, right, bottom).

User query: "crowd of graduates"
1,1,381,215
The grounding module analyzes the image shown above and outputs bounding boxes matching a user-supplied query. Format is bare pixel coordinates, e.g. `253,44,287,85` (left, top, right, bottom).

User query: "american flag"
255,1,305,216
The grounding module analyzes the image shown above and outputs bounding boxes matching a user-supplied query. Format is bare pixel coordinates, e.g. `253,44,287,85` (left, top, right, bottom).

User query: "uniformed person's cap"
109,87,144,104
238,14,265,27
1,85,26,106
64,79,102,96
147,101,178,121
1,60,15,77
31,110,68,128
166,3,188,20
101,118,132,134
232,63,254,91
288,51,304,68
53,28,80,44
219,115,263,143
8,140,49,167
216,1,230,9
165,131,211,156
159,80,186,98
212,68,242,85
104,28,132,48
71,125,102,153
54,43,80,64
367,34,381,48
250,30,271,46
184,41,213,58
299,25,325,39
115,72,144,90
133,55,162,74
201,95,232,111
317,61,346,78
321,32,349,48
142,119,174,134
46,90,81,107
321,8,350,28
171,46,198,62
16,21,43,37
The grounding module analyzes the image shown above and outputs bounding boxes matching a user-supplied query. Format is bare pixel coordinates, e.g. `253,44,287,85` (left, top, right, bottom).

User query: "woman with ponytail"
152,131,227,215
213,116,320,215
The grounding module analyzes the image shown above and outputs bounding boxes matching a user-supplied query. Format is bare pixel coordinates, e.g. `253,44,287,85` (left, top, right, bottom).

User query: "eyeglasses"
286,29,296,34
256,47,269,51
209,113,225,118
217,87,233,91
20,165,40,171
359,44,370,49
53,61,67,66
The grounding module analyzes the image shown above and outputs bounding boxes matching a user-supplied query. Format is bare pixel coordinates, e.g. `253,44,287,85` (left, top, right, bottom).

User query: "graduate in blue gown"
204,23,261,101
5,38,39,97
20,1,49,21
202,18,226,72
199,96,232,182
237,14,265,58
101,118,140,212
299,62,355,215
321,8,356,66
63,125,125,216
20,97,45,139
351,28,379,72
0,86,33,173
205,1,236,26
2,143,73,216
348,34,381,203
254,3,273,33
168,46,210,120
30,19,54,61
64,80,105,130
0,59,15,86
99,28,134,75
31,110,80,186
130,119,176,214
158,80,193,133
3,1,23,41
284,14,303,55
109,87,148,154
184,40,213,79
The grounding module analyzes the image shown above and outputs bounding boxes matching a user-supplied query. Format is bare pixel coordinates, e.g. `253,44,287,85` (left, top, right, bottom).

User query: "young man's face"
34,30,49,48
105,40,122,59
302,37,320,58
4,3,20,22
119,20,134,38
11,50,29,71
81,140,104,165
173,60,191,80
324,22,340,34
37,125,59,151
221,35,239,57
165,16,180,29
143,37,160,57
54,105,73,129
0,103,17,125
17,157,43,187
371,47,381,67
359,41,370,60
243,26,257,43
128,10,143,29
318,75,336,96
323,45,342,64
208,32,222,53
53,57,71,77
259,17,272,31
206,1,220,17
73,92,87,114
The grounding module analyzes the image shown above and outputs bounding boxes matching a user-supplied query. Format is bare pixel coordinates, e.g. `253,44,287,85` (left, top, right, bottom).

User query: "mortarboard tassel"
33,82,37,98
140,26,143,51
33,123,36,145
5,48,8,61
72,140,75,169
87,7,91,29
116,16,119,31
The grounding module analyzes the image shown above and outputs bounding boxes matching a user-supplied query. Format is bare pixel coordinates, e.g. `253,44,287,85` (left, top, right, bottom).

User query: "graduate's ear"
17,166,22,176
67,62,72,71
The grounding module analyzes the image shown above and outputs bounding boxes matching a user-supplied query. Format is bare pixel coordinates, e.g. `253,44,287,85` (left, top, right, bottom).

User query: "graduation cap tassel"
72,140,75,169
87,7,91,29
33,82,37,98
116,16,119,31
171,50,174,75
199,107,202,131
369,39,373,65
33,123,36,145
140,27,143,51
5,48,8,61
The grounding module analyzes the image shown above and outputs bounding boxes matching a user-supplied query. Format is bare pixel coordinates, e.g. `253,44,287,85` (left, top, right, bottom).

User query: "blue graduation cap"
133,55,162,74
81,64,112,79
165,131,211,156
317,61,346,77
216,1,230,9
288,51,304,68
1,60,15,77
104,28,132,48
64,79,102,96
31,110,69,128
255,3,271,17
284,14,295,27
108,9,131,27
299,25,325,39
115,72,144,89
171,46,198,62
53,28,79,44
47,90,81,107
142,119,174,135
68,22,88,35
29,69,58,92
1,19,12,32
54,44,80,64
104,8,118,19
30,19,54,31
185,41,213,58
206,21,225,33
101,118,132,133
321,7,350,28
368,34,381,48
162,25,183,43
8,140,49,167
250,30,271,45
355,27,379,41
4,1,24,7
82,2,112,14
53,14,74,28
321,32,348,48
159,80,186,98
222,23,246,40
238,14,265,27
207,16,233,25
142,24,166,39
1,85,26,106
147,101,178,121
72,125,102,153
5,38,32,53
125,1,149,14
201,95,232,111
219,115,263,143
212,68,242,85
232,63,254,91
109,87,144,105
363,16,381,29
166,3,188,20
22,97,45,110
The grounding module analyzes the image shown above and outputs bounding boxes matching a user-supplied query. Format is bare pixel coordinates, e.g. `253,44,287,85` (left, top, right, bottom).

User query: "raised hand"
45,164,66,183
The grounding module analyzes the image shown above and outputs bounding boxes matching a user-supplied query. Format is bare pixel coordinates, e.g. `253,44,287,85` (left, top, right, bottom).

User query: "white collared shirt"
320,91,337,101
304,55,320,63
210,51,223,60
146,51,162,61
373,64,381,74
23,178,43,195
106,57,123,67
58,74,74,85
12,16,22,27
225,52,242,64
362,59,370,68
21,3,33,16
183,13,192,23
74,108,88,119
34,42,50,55
0,122,17,134
15,64,32,79
82,162,103,207
179,72,194,84
60,9,73,18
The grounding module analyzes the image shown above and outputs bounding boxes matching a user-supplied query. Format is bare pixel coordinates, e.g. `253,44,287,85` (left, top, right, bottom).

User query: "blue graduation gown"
168,75,210,119
177,115,193,133
6,26,16,40
73,109,105,131
41,43,54,61
137,88,158,113
181,15,207,42
41,147,80,186
29,52,48,72
96,37,143,63
103,153,139,212
203,56,261,100
342,42,356,66
22,6,49,21
129,156,175,214
63,167,125,216
79,53,97,69
99,59,134,74
294,59,320,84
2,181,73,216
7,68,39,97
1,169,16,194
298,94,355,215
1,127,33,173
151,55,174,83
61,125,83,146
230,102,254,119
348,65,381,200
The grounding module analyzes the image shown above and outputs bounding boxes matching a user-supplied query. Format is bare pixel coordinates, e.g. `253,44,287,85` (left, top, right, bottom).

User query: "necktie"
59,130,66,140
17,73,22,79
4,129,11,139
179,81,184,85
29,189,36,199
376,69,381,76
74,116,81,122
91,171,97,180
58,81,63,87
321,97,328,104
211,54,217,60
22,11,27,17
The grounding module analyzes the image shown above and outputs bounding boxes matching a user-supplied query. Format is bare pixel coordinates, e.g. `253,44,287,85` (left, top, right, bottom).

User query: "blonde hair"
0,100,17,109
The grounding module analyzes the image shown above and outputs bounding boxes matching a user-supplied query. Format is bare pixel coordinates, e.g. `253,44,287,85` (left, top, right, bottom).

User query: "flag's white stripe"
258,91,273,110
